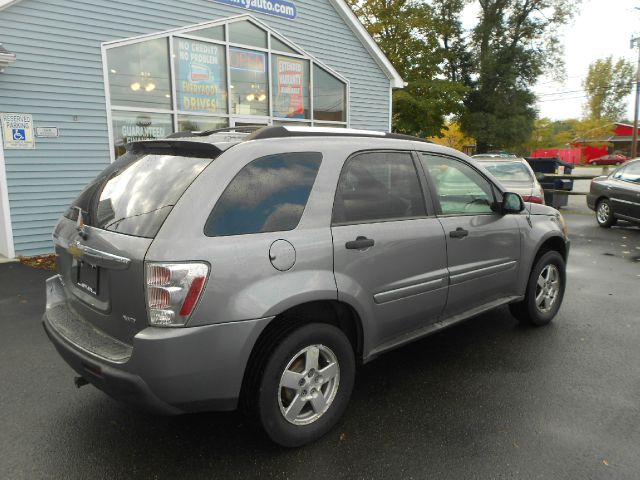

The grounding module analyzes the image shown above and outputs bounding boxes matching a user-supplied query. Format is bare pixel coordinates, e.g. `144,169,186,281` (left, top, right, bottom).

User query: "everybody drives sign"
214,0,297,19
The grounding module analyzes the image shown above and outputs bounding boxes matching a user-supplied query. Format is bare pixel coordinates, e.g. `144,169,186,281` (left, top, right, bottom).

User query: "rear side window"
482,161,533,183
65,151,214,238
204,152,322,236
332,151,426,224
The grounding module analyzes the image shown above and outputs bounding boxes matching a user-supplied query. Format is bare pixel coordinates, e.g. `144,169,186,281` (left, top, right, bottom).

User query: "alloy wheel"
278,344,340,426
597,202,610,224
535,264,560,313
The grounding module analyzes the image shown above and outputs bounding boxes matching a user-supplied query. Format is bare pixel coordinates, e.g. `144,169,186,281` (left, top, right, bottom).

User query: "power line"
536,80,637,98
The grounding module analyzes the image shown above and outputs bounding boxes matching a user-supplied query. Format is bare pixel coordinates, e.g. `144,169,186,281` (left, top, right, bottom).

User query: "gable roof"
0,0,403,88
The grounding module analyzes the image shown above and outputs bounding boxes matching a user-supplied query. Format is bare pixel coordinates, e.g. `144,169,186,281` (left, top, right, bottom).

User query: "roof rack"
166,125,264,139
245,126,432,143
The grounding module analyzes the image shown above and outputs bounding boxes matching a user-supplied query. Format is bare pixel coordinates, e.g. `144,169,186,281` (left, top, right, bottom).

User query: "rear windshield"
65,151,214,238
482,161,533,183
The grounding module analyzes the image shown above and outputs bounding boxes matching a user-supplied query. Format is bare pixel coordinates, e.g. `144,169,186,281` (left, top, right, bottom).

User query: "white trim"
101,45,116,163
327,0,404,89
0,143,15,259
0,0,21,11
388,84,392,132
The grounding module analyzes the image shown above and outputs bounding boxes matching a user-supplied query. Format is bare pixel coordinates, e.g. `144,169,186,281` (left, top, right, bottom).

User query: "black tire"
596,198,617,228
256,323,355,447
509,250,566,326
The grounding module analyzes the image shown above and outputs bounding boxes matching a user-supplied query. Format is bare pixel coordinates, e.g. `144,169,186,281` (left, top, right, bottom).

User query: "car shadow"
40,306,561,478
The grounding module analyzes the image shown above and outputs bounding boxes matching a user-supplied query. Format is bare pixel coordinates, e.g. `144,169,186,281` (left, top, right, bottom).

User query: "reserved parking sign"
1,113,35,149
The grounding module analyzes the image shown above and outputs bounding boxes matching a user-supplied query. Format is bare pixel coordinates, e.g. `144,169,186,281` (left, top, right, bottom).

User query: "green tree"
583,56,634,121
346,0,468,137
460,0,580,153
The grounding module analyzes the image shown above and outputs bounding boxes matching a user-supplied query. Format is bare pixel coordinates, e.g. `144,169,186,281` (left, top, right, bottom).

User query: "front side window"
205,152,322,236
422,154,495,215
333,152,426,224
619,162,640,183
107,38,172,110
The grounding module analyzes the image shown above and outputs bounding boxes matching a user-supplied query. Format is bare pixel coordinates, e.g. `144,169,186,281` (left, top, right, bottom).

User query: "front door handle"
345,236,375,250
449,227,469,239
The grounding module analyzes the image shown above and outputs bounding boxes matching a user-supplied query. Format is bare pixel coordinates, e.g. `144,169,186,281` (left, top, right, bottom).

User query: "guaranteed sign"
214,0,297,20
1,113,35,149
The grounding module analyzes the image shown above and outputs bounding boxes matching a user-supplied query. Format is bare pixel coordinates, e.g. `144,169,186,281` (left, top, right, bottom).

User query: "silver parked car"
472,155,545,204
43,127,570,447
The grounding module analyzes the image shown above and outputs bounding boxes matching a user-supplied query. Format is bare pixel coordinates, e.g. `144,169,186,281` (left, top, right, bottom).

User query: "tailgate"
53,217,152,345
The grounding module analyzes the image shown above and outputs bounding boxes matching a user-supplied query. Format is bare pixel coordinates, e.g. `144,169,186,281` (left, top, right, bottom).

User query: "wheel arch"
239,299,364,414
535,234,568,264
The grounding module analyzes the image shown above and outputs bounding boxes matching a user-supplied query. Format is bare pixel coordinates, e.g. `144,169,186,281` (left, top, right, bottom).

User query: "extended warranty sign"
215,0,297,19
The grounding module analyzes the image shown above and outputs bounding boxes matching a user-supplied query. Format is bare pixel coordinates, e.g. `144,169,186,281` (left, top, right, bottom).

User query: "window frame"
418,152,502,218
331,149,435,227
101,16,350,162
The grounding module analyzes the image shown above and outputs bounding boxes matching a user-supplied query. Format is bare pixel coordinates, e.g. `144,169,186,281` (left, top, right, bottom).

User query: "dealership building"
0,0,402,258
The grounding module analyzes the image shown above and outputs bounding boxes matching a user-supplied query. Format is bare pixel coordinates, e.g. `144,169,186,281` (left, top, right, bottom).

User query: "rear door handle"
345,236,375,250
449,228,469,239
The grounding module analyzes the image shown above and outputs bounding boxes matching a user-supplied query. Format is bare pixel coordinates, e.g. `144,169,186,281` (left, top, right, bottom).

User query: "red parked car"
587,154,630,166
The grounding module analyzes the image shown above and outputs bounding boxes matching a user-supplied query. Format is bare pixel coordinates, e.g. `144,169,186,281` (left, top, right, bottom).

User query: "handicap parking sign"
1,113,35,149
12,128,26,141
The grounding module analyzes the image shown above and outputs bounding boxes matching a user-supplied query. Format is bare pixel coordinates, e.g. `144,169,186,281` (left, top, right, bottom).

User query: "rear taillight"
522,195,544,204
145,262,209,327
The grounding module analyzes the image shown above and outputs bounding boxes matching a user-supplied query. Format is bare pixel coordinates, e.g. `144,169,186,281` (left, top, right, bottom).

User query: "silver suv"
43,126,569,447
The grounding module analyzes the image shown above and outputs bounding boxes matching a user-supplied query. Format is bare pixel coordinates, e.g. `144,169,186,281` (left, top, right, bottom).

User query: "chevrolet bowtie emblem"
68,241,83,259
73,206,89,240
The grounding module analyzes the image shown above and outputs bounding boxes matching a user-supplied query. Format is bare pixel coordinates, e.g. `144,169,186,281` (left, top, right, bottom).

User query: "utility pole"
631,35,640,158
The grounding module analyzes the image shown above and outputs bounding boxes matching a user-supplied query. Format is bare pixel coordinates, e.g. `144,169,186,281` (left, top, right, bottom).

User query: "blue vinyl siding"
0,0,391,255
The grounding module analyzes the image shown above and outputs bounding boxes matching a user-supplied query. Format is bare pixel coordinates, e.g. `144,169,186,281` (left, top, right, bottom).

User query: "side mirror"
502,192,525,214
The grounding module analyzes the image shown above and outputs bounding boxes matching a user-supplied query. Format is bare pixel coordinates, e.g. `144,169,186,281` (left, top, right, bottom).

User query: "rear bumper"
43,275,272,414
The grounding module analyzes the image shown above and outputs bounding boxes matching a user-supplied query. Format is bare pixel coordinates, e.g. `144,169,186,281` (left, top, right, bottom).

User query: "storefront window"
174,38,227,114
112,111,173,157
229,20,267,49
313,65,346,122
188,25,225,41
178,115,228,132
272,55,309,119
107,38,172,110
230,47,269,116
105,19,351,152
271,36,298,55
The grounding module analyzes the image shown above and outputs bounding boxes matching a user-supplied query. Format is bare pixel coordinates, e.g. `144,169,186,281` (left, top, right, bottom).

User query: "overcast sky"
462,0,640,121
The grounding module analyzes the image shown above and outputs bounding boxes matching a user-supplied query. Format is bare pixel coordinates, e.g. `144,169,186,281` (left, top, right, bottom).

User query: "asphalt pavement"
1,198,639,479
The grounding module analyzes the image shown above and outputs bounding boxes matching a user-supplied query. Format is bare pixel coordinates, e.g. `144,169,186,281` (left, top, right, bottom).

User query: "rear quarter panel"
146,139,350,327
